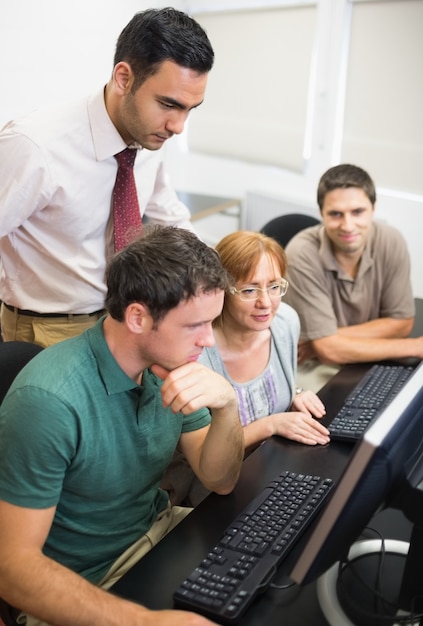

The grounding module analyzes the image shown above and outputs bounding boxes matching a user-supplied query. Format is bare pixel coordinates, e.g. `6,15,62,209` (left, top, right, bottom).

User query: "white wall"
0,0,173,123
1,0,422,296
172,0,423,298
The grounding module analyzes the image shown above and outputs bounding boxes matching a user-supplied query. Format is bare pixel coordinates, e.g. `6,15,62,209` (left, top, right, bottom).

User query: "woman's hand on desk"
291,389,326,418
268,410,330,446
243,392,330,450
274,389,329,446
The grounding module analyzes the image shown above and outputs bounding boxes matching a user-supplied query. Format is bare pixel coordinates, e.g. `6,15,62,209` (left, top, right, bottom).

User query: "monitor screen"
290,360,423,588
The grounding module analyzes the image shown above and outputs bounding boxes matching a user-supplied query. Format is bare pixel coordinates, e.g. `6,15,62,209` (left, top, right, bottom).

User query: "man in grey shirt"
284,164,423,388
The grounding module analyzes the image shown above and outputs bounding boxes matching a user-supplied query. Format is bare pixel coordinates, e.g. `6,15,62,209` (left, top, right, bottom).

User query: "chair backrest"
0,341,43,404
260,213,320,248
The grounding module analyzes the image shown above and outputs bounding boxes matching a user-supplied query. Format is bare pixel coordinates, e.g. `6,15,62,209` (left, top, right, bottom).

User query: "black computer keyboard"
328,363,415,443
173,470,333,624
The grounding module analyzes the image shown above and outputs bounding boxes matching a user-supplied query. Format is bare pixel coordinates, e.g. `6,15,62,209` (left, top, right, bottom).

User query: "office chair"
0,341,43,404
260,213,320,248
0,341,43,626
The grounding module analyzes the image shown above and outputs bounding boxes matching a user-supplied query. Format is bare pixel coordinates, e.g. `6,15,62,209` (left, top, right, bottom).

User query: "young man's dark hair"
114,7,214,91
105,225,230,323
317,163,377,210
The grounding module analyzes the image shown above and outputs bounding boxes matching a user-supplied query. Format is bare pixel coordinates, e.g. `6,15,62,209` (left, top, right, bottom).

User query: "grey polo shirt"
284,221,415,341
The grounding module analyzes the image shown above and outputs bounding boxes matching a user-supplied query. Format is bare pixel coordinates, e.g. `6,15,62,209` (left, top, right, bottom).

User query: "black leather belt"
3,303,105,319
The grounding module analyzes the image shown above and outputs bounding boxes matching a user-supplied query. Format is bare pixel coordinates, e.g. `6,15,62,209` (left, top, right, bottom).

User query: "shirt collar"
86,317,140,395
87,86,141,161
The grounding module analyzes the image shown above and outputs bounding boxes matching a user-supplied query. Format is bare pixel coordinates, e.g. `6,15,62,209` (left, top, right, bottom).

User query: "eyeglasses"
229,279,289,301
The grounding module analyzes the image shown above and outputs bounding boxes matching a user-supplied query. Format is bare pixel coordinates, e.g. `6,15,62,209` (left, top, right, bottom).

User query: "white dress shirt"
0,87,192,313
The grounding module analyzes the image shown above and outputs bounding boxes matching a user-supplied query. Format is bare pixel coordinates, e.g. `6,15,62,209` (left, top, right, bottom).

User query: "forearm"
313,334,423,365
337,317,414,339
0,552,153,626
198,401,244,494
243,408,330,448
242,417,274,451
157,364,244,494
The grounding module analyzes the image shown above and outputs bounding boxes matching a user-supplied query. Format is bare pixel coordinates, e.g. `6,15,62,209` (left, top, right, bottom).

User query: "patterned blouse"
198,303,300,426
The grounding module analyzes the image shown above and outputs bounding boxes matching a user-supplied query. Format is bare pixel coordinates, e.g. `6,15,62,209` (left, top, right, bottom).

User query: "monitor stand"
316,539,420,626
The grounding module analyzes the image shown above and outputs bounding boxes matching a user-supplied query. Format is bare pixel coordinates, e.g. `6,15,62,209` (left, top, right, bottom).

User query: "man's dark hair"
317,164,377,211
105,225,230,323
113,7,214,91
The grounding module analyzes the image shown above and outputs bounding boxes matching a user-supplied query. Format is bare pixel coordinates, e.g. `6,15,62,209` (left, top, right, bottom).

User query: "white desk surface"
176,191,242,222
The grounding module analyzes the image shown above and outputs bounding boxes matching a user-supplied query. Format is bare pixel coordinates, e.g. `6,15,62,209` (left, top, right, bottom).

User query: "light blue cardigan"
198,302,300,404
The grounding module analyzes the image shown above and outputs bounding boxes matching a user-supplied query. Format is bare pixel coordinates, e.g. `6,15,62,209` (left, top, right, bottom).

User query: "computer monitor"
290,360,423,625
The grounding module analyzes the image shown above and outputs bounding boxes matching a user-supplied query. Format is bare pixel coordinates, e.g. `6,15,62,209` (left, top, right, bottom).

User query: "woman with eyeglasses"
199,230,330,457
162,231,330,507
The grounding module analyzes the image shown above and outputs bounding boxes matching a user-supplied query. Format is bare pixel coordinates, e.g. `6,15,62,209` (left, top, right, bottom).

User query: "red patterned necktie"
112,147,143,252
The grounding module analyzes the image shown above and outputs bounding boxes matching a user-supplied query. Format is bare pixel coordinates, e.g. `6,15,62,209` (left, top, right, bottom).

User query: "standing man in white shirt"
0,8,214,347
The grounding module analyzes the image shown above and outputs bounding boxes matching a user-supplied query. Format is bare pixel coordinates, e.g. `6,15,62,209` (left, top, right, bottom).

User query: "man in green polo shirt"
0,225,244,626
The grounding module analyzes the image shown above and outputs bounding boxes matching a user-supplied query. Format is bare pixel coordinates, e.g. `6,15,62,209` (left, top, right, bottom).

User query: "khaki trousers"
1,304,105,347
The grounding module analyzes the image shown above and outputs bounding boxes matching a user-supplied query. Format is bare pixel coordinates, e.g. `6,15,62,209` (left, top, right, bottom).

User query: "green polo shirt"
0,319,211,582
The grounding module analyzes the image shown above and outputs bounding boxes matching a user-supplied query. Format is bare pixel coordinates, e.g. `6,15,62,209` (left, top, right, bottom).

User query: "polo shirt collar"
86,317,140,395
319,228,338,272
